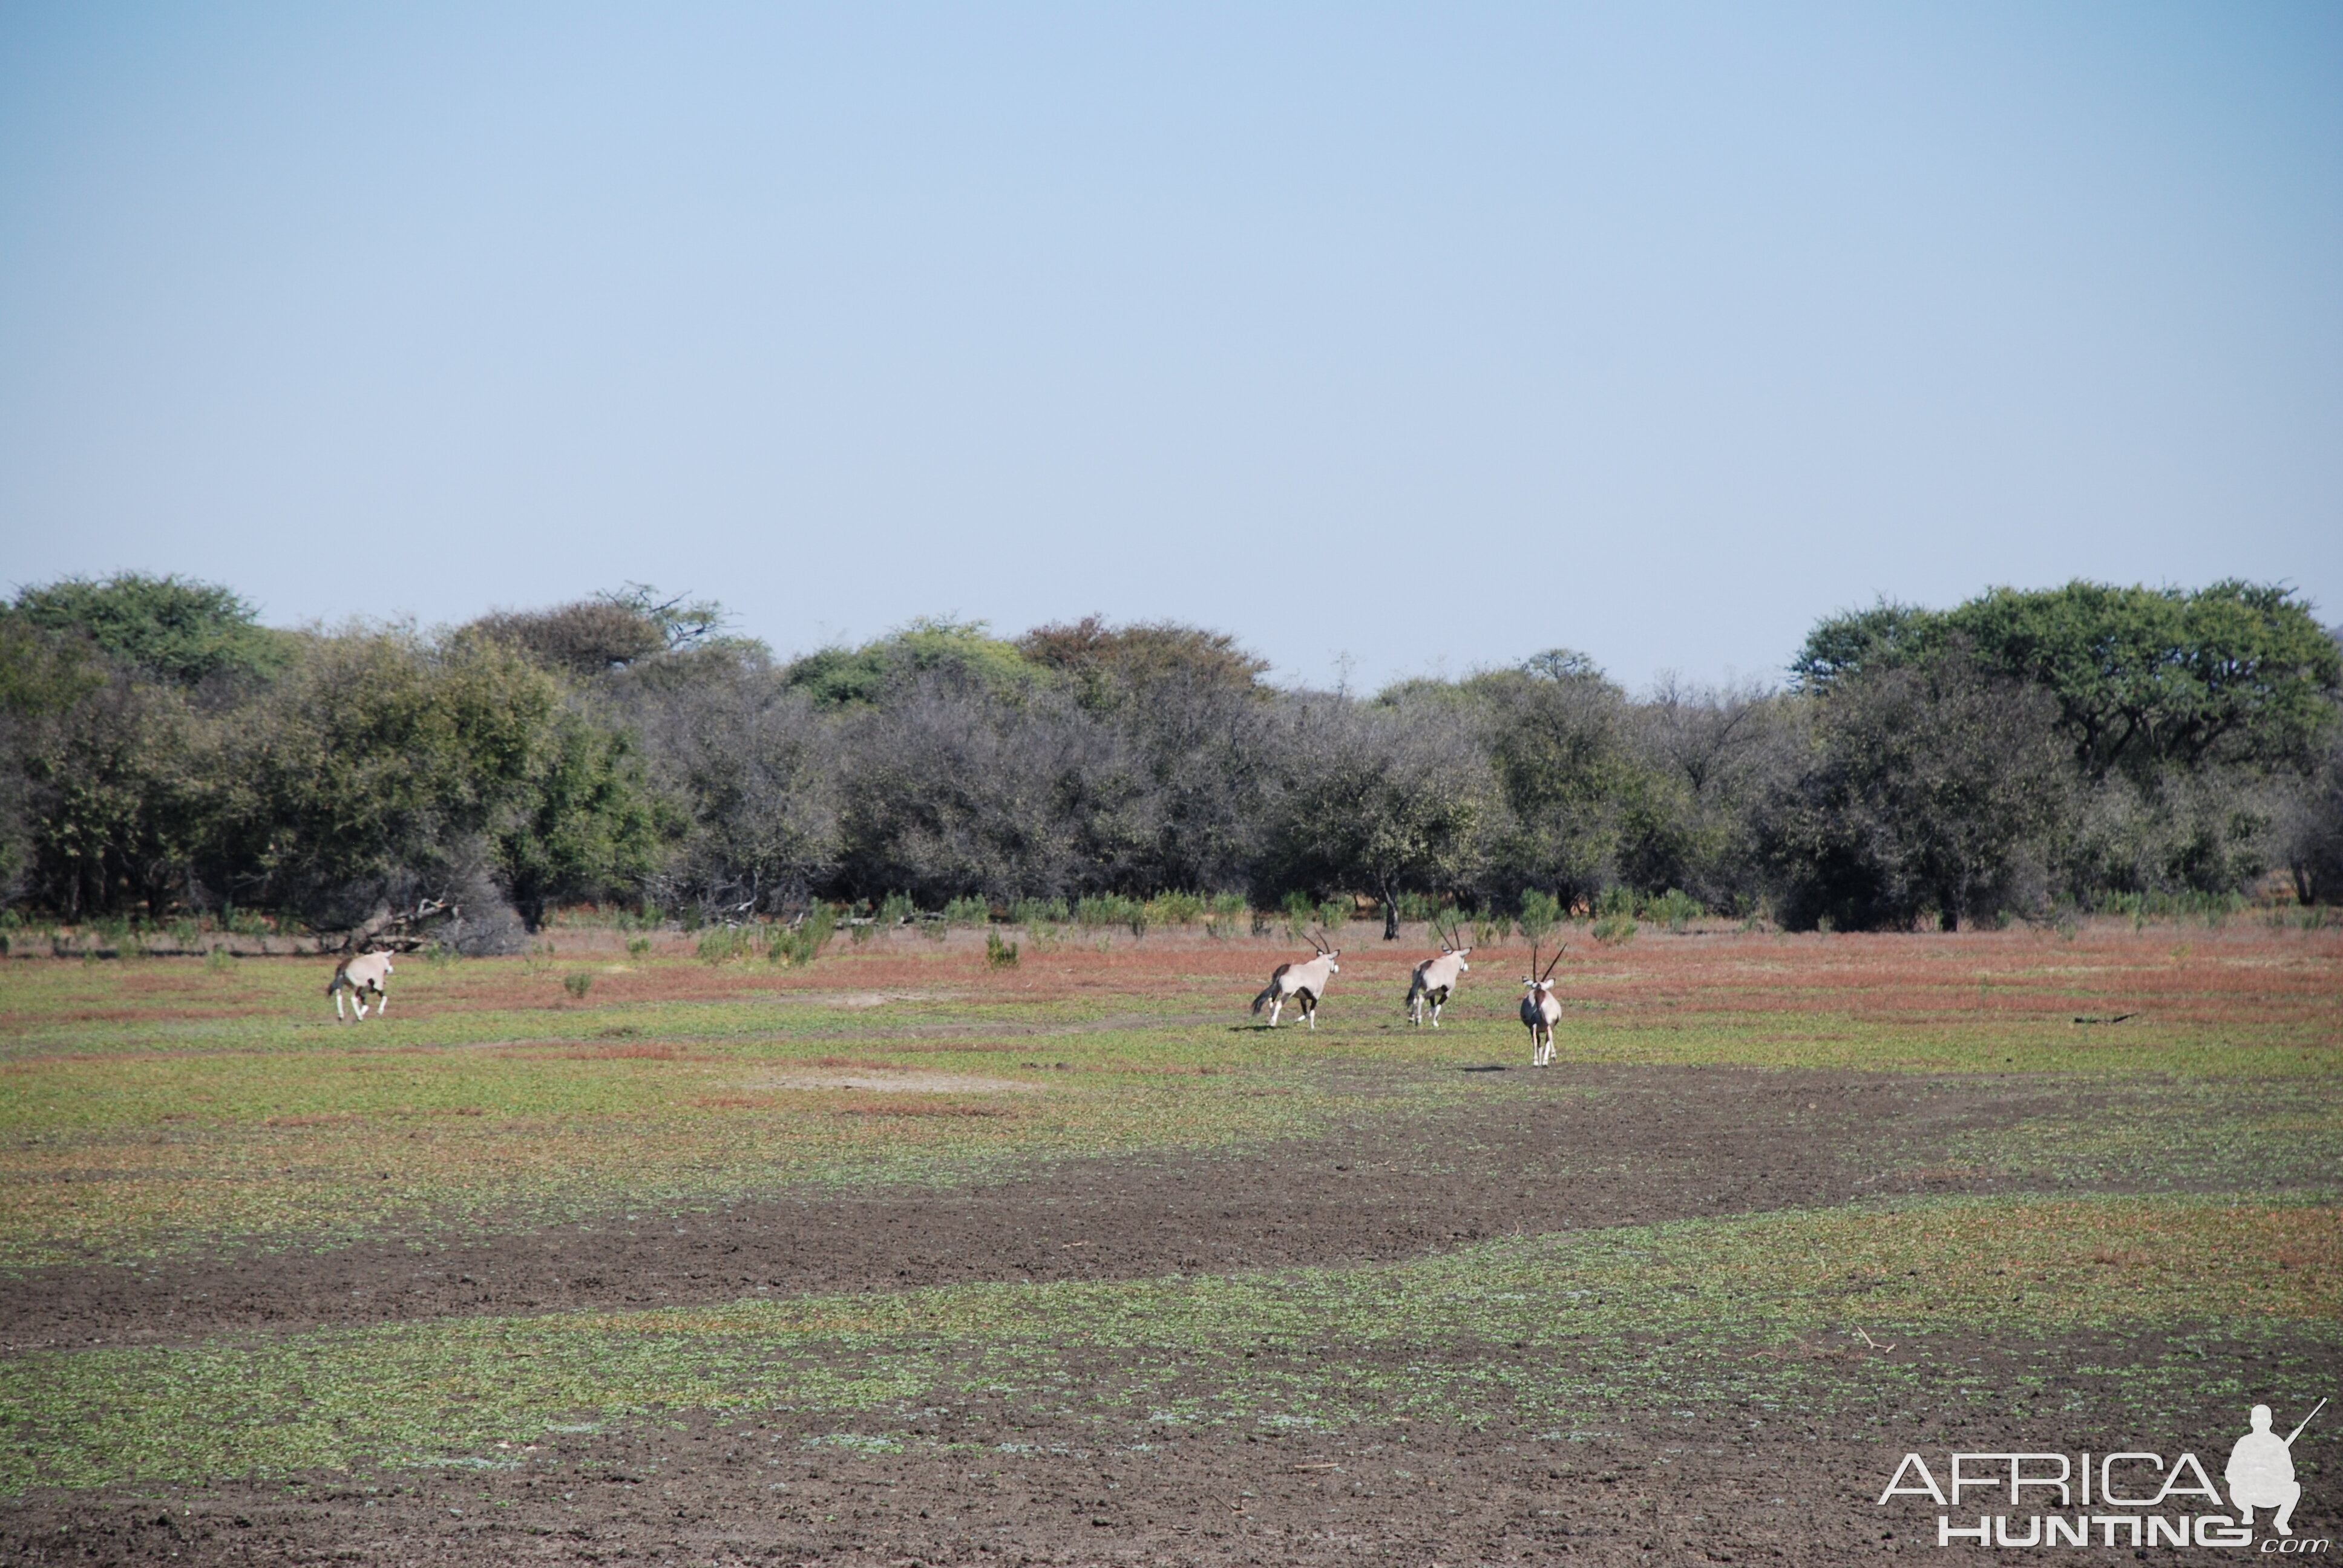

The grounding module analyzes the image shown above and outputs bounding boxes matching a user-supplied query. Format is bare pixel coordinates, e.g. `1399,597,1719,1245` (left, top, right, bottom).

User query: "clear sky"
2,3,2338,692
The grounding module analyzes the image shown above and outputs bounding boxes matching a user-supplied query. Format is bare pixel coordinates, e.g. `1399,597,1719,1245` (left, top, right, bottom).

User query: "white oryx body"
1404,946,1471,1028
328,950,395,1021
1252,934,1340,1029
1519,942,1565,1066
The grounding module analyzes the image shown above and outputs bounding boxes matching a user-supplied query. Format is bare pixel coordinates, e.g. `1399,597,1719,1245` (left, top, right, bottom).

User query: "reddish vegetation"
374,920,2343,1034
7,922,2335,1047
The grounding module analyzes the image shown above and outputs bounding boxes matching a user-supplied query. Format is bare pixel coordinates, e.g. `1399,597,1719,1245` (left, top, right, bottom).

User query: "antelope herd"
329,910,1572,1062
1252,918,1573,1065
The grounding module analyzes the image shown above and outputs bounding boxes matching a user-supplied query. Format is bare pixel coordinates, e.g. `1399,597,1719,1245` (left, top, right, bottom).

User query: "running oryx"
1403,915,1472,1028
1252,931,1340,1029
327,950,395,1021
1519,942,1565,1065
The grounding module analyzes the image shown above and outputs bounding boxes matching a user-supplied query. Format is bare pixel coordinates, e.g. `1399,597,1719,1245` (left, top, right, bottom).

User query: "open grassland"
3,921,2335,1272
0,919,2336,1563
5,1192,2336,1492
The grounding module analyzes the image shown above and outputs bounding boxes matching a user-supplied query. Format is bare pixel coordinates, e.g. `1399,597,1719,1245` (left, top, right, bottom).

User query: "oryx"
1519,942,1565,1066
327,950,395,1021
1403,915,1472,1028
1252,930,1340,1029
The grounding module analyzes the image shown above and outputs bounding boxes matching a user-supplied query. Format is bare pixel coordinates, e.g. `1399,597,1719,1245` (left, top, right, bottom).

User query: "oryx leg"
1299,989,1317,1030
373,984,388,1018
354,986,370,1021
1267,993,1285,1027
333,984,346,1021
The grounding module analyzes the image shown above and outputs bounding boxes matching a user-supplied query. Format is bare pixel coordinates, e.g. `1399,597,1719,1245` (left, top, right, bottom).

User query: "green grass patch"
4,1194,2328,1492
3,940,2335,1266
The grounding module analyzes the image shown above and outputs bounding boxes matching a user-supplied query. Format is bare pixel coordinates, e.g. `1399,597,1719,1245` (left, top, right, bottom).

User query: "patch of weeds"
1516,890,1562,949
1939,1080,2343,1194
562,972,594,1002
1591,912,1638,944
1007,897,1067,929
986,930,1019,970
1643,888,1699,933
696,926,752,965
769,907,836,967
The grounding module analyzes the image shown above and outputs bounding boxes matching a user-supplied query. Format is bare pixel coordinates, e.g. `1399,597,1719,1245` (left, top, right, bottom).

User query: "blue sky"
2,2,2337,691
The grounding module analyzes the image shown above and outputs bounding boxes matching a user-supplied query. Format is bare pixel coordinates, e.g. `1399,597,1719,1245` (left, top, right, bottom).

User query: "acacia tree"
833,675,1155,905
1762,652,2073,930
2277,731,2343,904
1265,701,1495,939
609,648,840,916
1794,581,2341,778
9,573,287,688
1463,656,1651,910
207,630,576,933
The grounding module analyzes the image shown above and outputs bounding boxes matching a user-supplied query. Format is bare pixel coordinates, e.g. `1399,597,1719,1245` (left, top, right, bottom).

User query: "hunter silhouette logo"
1876,1397,2328,1549
2230,1399,2324,1537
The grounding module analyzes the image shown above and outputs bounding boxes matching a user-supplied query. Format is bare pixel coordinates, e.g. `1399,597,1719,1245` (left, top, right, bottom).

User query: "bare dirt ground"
9,1331,2335,1566
15,1065,2328,1566
5,1065,2094,1353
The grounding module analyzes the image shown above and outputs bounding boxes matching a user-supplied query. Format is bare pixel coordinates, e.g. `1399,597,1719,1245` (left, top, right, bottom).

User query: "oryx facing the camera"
1520,942,1565,1065
1253,931,1340,1029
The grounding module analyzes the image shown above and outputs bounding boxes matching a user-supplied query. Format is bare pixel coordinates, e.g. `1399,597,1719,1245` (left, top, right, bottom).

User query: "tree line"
2,573,2336,946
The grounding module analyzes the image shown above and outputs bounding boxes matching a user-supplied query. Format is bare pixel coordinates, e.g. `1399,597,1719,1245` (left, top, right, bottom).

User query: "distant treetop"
1017,615,1270,709
1792,580,2341,775
7,572,286,686
462,585,759,678
467,600,667,675
783,618,1038,708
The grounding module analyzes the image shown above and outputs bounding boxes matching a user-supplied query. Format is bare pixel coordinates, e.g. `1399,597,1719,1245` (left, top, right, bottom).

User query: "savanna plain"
1,916,2336,1566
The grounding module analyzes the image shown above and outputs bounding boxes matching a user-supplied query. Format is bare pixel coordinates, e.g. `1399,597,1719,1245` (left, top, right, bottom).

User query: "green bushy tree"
1763,653,2073,930
9,573,287,687
1794,581,2340,778
1265,701,1494,939
784,619,1040,709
